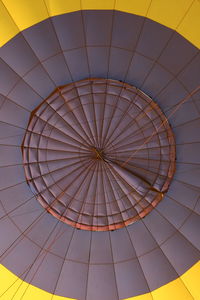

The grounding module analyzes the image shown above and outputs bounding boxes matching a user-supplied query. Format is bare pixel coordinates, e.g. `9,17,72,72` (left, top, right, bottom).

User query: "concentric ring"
22,78,176,231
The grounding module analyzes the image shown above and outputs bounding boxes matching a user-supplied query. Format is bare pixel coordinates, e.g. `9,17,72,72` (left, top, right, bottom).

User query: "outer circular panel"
0,5,199,300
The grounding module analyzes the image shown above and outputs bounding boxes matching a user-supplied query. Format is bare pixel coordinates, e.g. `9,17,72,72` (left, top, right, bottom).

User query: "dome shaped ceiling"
0,1,200,300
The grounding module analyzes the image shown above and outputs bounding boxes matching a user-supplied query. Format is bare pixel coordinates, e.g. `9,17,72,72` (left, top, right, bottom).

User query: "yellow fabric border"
0,261,199,300
0,0,199,299
0,0,199,48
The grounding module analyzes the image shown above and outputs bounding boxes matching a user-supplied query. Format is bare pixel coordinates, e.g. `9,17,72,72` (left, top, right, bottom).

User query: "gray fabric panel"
0,145,22,166
0,94,4,106
42,53,72,86
156,196,191,228
158,33,198,75
0,182,33,211
193,90,200,108
23,64,55,98
0,218,20,256
175,163,200,188
136,18,172,60
127,220,158,257
87,46,109,78
0,121,25,146
0,165,25,190
26,253,63,294
26,213,57,246
8,200,43,233
0,58,20,95
2,237,41,277
83,10,113,46
157,78,188,109
64,48,89,80
168,100,198,127
141,63,173,99
90,231,113,264
23,18,61,60
53,11,85,51
66,229,91,263
0,33,39,77
139,247,178,290
179,53,200,95
110,228,136,262
126,53,154,88
176,143,200,164
173,119,200,144
180,213,200,250
161,231,200,274
108,47,132,80
115,259,150,299
167,179,199,210
194,198,200,215
8,79,42,111
44,224,74,259
143,208,175,245
112,11,143,51
55,261,88,299
86,264,118,300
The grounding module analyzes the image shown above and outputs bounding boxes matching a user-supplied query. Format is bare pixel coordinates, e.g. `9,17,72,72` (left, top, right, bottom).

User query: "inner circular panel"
22,78,176,231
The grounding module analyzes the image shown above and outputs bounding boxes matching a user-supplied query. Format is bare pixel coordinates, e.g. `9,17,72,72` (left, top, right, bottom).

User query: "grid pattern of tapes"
22,79,176,231
0,8,199,300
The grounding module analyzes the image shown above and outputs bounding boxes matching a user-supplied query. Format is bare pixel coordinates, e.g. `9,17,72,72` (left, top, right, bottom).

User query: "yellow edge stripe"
0,0,199,48
0,261,200,300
